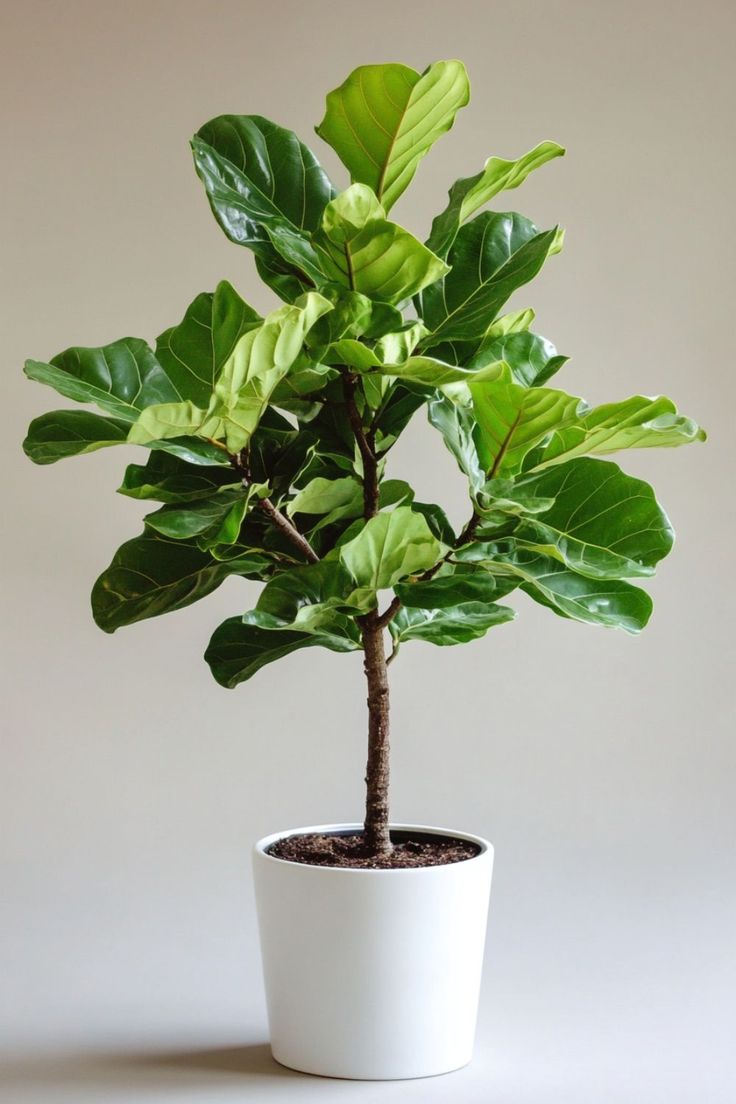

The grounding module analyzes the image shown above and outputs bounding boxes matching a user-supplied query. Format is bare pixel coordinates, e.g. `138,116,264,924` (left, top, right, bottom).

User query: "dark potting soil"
267,830,481,870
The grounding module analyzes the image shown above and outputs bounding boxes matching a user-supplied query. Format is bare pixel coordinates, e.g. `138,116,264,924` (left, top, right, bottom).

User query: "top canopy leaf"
316,61,470,211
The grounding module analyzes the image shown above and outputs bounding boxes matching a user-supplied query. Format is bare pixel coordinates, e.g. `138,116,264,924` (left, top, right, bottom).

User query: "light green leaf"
287,475,361,517
128,292,333,452
528,394,707,469
424,306,535,366
427,393,486,493
316,60,469,211
23,409,130,465
470,366,581,477
421,212,558,343
92,531,269,632
327,335,507,387
339,506,445,591
24,337,180,422
314,184,448,303
427,141,565,257
155,281,261,407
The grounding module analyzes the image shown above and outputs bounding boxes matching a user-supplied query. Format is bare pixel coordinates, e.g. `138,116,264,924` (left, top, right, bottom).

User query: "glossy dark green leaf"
24,338,180,421
477,331,568,387
155,281,261,407
427,141,565,258
92,531,271,632
389,600,516,645
396,567,516,609
192,114,332,282
23,409,130,465
421,212,558,343
509,458,674,579
118,451,239,503
456,543,653,633
144,484,268,547
205,614,357,689
316,61,469,211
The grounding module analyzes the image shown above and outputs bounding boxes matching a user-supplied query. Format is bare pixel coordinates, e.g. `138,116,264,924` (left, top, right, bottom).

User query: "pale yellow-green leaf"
316,61,470,211
313,184,448,304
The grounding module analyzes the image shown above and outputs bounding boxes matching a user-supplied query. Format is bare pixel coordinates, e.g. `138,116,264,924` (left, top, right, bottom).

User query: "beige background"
1,1,734,1100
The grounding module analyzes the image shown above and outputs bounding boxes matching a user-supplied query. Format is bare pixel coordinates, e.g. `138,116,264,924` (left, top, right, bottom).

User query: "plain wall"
1,1,734,1101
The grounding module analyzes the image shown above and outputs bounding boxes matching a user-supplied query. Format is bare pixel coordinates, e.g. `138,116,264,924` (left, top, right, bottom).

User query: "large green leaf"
143,483,268,548
470,367,581,477
205,613,358,689
389,601,516,646
23,409,130,465
327,334,506,386
470,370,705,479
128,293,332,452
91,531,270,632
527,394,706,469
313,184,448,303
508,458,674,579
316,61,469,211
427,393,485,492
155,281,261,407
395,567,517,609
24,338,180,421
192,114,333,282
118,451,239,503
289,476,413,536
477,331,568,387
338,506,445,592
457,543,653,633
427,141,565,257
424,306,536,366
250,560,368,625
421,212,558,343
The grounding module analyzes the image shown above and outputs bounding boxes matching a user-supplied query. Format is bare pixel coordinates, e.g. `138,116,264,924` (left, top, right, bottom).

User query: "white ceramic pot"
253,822,493,1080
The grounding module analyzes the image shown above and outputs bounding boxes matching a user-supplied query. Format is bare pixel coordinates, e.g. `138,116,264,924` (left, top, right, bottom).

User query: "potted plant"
22,59,704,1081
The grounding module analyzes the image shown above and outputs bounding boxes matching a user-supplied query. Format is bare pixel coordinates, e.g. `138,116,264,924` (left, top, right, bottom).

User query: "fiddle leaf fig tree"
23,61,705,857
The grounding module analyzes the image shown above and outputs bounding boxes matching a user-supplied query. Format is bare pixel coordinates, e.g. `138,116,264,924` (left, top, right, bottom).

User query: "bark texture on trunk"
361,610,392,855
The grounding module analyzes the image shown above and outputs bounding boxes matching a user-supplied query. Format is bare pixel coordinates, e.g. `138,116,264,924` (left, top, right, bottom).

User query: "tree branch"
229,449,320,565
257,498,320,564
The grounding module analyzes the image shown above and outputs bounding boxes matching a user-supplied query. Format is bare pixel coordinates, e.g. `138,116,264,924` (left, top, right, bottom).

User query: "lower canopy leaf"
456,543,653,633
389,601,516,646
205,616,357,689
91,531,271,632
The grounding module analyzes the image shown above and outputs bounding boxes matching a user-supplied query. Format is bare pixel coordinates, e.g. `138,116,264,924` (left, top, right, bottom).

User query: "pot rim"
253,822,493,874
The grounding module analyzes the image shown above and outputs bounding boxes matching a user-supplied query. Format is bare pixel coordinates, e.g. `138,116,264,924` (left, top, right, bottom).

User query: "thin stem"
257,498,320,564
229,450,320,565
